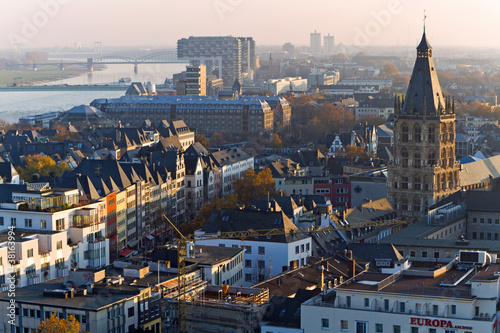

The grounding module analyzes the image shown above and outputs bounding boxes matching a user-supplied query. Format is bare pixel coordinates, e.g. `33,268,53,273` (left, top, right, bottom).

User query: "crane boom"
163,213,405,332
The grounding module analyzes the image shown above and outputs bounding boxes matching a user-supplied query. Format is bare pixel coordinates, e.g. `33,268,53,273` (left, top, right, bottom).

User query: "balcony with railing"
72,207,100,228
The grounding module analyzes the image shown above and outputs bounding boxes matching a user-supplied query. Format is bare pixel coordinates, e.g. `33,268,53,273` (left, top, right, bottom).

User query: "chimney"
351,259,356,278
347,250,352,260
318,265,325,292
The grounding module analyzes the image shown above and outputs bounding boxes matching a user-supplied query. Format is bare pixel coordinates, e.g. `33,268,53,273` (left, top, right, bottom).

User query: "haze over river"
0,63,186,123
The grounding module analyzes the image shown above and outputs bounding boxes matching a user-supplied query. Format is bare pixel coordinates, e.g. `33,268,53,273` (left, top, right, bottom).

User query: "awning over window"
128,240,139,248
145,235,154,241
119,248,133,257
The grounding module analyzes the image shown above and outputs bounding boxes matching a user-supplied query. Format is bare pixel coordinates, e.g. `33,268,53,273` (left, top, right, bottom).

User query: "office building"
282,42,295,57
323,33,335,55
100,95,291,135
310,30,322,55
0,267,162,333
184,65,206,96
177,36,256,87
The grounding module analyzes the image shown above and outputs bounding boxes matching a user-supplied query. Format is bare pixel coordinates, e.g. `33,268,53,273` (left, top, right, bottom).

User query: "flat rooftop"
335,263,491,299
0,265,177,310
185,245,243,266
0,229,61,243
0,277,133,310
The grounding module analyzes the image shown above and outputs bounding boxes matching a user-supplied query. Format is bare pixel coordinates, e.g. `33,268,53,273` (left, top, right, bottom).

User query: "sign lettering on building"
410,317,472,330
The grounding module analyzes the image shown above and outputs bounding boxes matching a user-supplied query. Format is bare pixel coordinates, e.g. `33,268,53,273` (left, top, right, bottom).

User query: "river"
0,63,187,124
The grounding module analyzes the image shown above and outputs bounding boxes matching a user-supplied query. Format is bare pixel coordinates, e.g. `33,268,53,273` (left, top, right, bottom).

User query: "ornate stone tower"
388,31,460,222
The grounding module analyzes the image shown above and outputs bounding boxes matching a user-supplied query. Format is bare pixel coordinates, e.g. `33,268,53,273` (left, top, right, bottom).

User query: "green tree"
38,313,85,333
233,168,277,205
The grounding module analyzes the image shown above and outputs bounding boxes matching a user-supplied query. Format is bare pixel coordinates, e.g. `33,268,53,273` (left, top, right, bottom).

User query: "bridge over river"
10,51,187,72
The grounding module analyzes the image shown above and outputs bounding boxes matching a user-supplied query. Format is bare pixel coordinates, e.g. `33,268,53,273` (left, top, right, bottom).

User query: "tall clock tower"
387,31,460,222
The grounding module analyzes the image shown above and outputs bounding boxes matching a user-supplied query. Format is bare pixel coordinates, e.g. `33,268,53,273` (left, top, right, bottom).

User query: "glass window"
321,318,329,329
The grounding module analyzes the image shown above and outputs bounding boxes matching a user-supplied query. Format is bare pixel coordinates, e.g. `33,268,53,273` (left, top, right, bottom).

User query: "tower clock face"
354,185,362,193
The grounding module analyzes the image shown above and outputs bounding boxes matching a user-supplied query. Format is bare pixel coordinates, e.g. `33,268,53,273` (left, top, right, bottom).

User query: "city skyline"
1,0,500,50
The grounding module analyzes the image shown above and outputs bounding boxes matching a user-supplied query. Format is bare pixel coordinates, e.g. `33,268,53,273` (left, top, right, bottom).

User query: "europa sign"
410,317,472,330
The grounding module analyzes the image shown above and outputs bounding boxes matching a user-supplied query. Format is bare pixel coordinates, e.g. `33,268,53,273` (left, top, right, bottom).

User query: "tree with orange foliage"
233,168,277,205
17,154,70,181
210,132,224,145
344,145,367,160
38,313,85,333
179,194,238,235
50,125,81,142
269,133,284,149
195,133,210,150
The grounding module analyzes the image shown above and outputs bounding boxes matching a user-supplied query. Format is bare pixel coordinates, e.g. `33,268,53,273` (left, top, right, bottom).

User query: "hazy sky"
1,0,500,50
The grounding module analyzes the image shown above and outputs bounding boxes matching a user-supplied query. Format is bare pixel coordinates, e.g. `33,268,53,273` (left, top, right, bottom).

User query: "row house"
313,175,351,210
211,147,254,197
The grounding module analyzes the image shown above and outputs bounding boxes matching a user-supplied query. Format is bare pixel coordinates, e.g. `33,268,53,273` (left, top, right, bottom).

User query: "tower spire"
423,10,427,33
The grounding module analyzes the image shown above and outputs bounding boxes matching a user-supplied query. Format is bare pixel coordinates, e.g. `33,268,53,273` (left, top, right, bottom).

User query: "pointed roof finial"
423,10,427,33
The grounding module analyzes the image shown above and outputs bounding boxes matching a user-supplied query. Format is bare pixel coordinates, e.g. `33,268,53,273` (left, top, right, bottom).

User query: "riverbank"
0,85,128,92
0,65,105,86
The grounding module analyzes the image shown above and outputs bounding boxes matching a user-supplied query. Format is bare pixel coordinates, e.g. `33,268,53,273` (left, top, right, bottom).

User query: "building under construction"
176,284,269,333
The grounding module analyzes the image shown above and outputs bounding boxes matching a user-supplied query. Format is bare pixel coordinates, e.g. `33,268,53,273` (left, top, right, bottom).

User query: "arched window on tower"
402,150,409,167
428,125,436,143
414,126,422,143
414,152,421,168
448,147,454,167
402,125,409,143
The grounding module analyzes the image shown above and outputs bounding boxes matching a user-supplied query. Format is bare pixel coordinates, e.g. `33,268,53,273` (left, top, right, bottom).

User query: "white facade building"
262,77,308,95
301,251,500,333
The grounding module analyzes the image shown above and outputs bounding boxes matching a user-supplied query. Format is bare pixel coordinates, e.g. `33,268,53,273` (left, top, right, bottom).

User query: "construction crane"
162,213,405,333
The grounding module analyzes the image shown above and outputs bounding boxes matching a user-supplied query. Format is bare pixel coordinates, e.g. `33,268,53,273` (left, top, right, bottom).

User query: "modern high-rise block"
177,36,256,87
388,31,460,222
282,42,295,57
185,65,206,96
310,30,321,54
323,33,335,55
